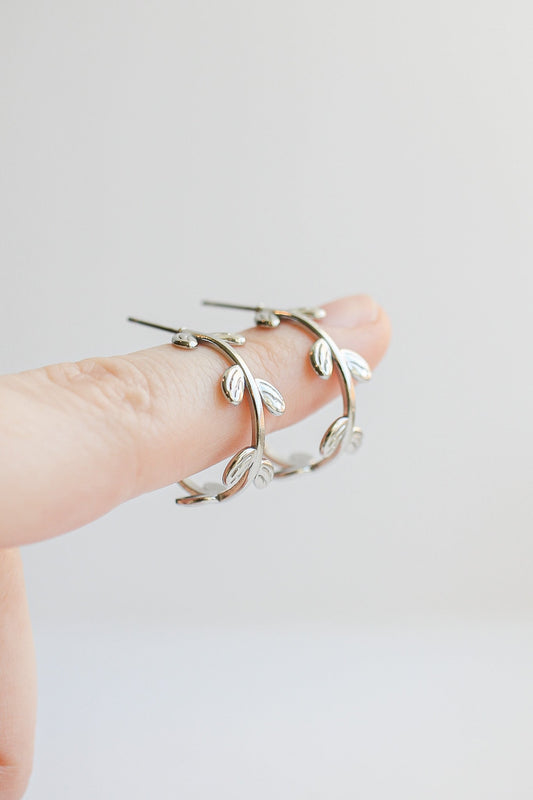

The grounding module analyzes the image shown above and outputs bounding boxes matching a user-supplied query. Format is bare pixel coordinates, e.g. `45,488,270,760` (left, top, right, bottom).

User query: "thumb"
0,295,391,545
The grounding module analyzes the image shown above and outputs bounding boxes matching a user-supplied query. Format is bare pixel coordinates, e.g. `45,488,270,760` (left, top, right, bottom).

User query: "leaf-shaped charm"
347,427,363,453
255,309,280,328
341,349,372,382
320,416,349,457
310,338,333,379
256,378,285,416
212,332,246,346
221,364,245,405
295,306,327,320
171,330,198,348
254,459,275,489
223,446,256,487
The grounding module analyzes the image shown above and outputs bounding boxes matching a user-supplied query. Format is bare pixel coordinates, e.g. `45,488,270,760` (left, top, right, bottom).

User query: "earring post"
127,317,180,334
202,300,262,312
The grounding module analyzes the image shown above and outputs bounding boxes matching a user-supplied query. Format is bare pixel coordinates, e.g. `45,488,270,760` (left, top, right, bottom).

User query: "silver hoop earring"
127,316,285,505
203,301,372,477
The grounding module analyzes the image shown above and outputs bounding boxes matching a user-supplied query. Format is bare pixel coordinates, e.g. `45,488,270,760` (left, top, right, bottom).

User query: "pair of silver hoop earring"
128,301,371,506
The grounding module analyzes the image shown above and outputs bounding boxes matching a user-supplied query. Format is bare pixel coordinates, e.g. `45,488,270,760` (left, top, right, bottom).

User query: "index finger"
0,295,391,546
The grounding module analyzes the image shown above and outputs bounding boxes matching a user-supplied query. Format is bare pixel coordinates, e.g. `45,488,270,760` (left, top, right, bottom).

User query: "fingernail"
322,295,380,328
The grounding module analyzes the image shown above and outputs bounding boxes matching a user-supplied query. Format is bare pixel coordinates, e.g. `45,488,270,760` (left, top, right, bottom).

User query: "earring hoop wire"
202,302,371,477
127,317,278,505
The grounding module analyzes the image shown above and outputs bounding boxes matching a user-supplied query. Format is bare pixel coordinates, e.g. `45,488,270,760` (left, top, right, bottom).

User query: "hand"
0,294,390,798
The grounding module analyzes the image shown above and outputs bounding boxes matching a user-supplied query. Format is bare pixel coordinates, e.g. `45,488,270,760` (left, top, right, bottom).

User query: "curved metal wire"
202,303,370,478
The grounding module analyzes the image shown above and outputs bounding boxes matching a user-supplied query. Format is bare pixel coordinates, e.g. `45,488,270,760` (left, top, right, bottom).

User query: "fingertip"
335,304,391,372
373,305,392,360
322,294,381,329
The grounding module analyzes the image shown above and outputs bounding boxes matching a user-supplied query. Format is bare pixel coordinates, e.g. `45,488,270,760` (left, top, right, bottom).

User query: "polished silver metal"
202,301,372,477
127,316,285,504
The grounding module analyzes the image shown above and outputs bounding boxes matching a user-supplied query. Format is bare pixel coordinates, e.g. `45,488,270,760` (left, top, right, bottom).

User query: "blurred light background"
2,0,532,796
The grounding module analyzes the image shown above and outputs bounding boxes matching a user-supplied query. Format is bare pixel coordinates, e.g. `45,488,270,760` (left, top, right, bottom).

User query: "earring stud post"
202,300,262,312
127,316,180,334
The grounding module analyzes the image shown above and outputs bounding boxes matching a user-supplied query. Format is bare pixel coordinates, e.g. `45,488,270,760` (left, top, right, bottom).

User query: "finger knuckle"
44,356,154,419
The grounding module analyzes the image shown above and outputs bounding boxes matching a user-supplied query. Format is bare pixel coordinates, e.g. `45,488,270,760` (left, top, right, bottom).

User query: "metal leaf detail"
221,364,245,405
212,332,246,346
254,459,275,489
255,309,280,328
256,379,285,416
223,447,256,487
341,349,372,382
347,427,363,453
310,338,333,379
320,416,350,457
295,306,327,320
171,330,198,348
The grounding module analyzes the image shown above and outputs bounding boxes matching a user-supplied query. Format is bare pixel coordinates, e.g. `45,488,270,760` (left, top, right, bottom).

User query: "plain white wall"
1,0,532,627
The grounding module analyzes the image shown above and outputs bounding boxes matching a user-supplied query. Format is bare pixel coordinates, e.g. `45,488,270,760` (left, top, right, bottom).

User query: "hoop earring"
127,316,285,504
203,301,371,477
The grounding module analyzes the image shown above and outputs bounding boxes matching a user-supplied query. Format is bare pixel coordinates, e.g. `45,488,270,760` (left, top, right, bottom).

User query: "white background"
2,0,532,796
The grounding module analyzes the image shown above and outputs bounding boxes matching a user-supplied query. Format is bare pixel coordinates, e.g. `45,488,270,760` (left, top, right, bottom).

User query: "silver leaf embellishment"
223,447,256,487
254,459,275,489
255,309,281,328
171,330,198,348
310,338,333,379
342,349,372,382
320,416,350,457
221,364,245,405
295,306,327,320
212,332,246,346
256,378,285,416
347,427,363,453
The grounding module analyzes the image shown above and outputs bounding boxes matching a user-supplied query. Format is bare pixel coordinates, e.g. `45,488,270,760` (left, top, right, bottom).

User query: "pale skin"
0,294,390,799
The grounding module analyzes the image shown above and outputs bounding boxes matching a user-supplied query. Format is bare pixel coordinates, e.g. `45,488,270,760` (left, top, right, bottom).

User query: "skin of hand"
0,294,390,799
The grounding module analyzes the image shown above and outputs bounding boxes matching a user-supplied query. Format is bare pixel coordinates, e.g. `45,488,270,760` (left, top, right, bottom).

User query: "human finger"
0,549,37,800
0,294,391,545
